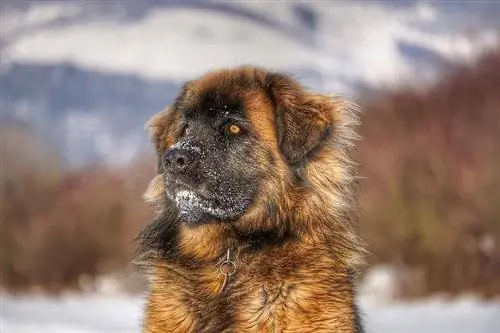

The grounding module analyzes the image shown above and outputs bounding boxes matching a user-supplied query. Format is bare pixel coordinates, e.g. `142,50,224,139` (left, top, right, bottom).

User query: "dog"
136,66,366,332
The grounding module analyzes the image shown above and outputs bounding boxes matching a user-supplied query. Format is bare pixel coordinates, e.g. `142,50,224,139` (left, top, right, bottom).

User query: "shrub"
357,50,500,298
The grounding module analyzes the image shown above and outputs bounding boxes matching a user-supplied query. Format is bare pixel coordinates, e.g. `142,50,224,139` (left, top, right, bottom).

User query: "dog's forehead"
178,91,242,123
181,76,261,120
172,68,279,137
200,89,243,113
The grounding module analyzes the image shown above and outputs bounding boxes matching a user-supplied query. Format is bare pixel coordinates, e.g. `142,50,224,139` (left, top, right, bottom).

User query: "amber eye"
227,124,241,135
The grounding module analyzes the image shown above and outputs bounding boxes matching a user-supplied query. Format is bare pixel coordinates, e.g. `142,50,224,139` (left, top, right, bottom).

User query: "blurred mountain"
0,0,498,167
0,62,180,166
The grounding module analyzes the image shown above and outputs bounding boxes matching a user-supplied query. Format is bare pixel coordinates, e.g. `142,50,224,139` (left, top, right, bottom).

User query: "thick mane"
136,94,365,271
137,68,366,333
136,66,365,268
134,200,179,275
315,96,365,267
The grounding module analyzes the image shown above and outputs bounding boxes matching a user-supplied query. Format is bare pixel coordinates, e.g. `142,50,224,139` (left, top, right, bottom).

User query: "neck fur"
137,98,365,272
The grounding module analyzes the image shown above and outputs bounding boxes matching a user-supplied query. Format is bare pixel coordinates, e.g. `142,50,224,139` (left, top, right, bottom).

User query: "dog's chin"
177,208,212,225
167,188,237,225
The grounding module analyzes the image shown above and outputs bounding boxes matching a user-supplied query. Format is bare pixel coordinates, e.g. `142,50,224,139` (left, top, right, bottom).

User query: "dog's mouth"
164,175,253,224
174,189,228,220
164,178,233,223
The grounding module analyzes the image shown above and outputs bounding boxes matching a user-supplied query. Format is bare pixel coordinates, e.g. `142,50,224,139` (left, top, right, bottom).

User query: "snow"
358,265,400,303
2,293,499,333
360,296,500,333
1,1,498,90
1,7,316,80
1,294,144,333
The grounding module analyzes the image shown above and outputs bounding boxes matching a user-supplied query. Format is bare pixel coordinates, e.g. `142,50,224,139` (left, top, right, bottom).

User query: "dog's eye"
226,123,241,135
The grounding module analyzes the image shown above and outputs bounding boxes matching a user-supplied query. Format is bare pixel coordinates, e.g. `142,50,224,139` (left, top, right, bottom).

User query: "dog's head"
145,67,356,227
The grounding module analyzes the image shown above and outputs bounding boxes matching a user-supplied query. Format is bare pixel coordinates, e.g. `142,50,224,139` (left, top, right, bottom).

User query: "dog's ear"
264,73,333,165
145,107,178,172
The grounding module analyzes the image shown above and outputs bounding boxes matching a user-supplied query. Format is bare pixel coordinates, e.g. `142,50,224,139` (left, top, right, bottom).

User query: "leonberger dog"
136,66,366,333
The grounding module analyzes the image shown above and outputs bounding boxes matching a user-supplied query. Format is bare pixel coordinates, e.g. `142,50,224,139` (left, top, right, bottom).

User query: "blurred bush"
358,49,500,298
0,127,153,292
0,50,499,297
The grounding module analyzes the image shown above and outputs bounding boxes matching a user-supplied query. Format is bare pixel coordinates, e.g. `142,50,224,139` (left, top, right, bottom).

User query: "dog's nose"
163,149,197,174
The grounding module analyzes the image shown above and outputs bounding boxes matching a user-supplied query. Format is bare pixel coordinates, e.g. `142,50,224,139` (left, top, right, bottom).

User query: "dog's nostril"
164,149,196,173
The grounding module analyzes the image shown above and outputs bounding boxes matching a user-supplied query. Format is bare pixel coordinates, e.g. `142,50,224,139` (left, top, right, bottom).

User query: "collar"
217,248,237,295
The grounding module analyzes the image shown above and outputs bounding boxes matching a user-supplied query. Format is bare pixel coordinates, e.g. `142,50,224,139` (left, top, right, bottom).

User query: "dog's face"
146,67,335,225
161,91,271,224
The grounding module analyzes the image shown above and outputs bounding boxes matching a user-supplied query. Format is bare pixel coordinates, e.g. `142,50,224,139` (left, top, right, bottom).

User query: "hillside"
1,0,498,167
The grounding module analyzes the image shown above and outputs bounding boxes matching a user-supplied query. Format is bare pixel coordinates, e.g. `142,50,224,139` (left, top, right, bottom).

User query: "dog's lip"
167,177,217,203
164,174,196,191
171,178,195,191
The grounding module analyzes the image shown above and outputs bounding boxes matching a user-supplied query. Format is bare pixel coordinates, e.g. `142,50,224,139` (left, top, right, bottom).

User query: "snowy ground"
2,293,499,333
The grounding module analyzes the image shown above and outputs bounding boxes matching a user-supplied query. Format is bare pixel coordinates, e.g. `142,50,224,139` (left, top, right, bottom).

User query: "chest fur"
144,251,356,333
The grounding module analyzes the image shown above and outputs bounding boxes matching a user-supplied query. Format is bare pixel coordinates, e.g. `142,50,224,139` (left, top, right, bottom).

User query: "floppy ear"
145,107,178,172
265,73,333,165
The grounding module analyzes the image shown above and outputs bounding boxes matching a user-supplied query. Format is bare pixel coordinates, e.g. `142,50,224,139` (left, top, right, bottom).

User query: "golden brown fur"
137,66,365,332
